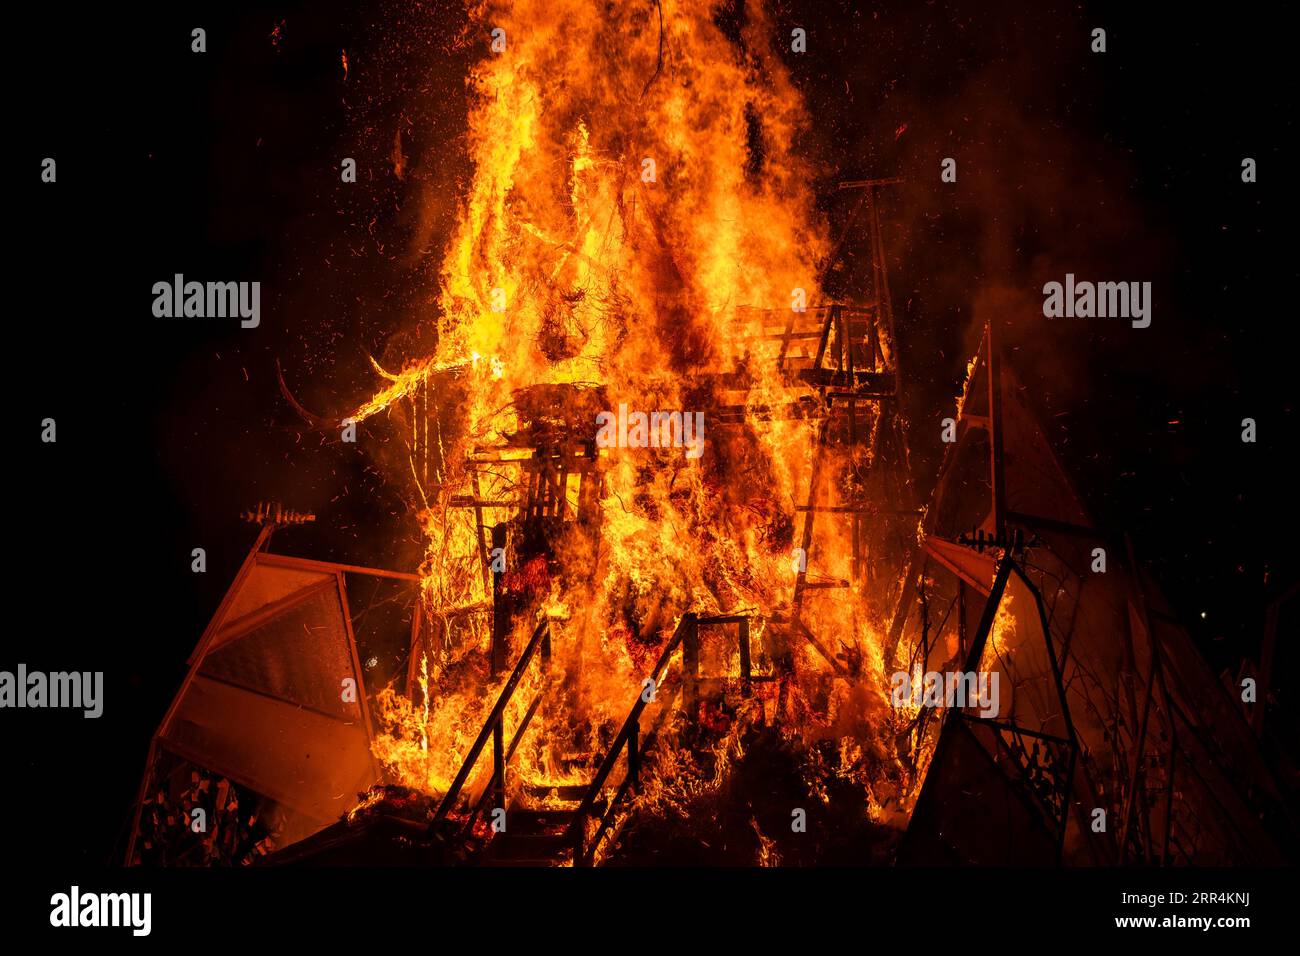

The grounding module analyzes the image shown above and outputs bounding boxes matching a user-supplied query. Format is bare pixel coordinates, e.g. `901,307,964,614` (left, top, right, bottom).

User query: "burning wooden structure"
126,235,1295,868
126,1,1294,867
127,321,1298,868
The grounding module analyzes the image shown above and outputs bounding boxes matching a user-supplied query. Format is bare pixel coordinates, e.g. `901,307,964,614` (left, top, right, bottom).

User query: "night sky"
10,0,1296,867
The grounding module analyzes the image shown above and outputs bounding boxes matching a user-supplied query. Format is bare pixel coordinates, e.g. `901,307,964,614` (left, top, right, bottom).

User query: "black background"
7,0,1297,898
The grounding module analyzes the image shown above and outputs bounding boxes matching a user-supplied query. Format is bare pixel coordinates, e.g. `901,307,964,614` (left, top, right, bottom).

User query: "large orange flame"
355,0,911,842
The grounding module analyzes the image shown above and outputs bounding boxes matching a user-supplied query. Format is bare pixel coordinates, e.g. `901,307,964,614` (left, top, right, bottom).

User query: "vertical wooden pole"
493,719,506,816
490,523,508,676
738,618,752,698
683,616,700,724
471,472,491,592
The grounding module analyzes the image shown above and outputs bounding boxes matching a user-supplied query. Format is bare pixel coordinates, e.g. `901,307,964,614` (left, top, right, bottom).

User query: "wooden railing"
429,617,553,833
430,611,762,860
566,614,694,866
566,613,761,866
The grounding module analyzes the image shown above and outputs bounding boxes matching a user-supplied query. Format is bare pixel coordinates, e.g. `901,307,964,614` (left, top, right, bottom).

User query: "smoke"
772,0,1177,485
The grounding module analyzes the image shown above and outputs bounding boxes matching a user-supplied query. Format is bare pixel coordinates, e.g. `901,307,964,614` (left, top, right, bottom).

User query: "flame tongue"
366,1,901,834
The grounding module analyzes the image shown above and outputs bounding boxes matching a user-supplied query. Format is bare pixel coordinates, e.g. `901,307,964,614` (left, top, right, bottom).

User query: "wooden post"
572,814,587,867
683,616,700,724
738,618,752,697
490,523,508,676
471,471,491,591
493,718,506,816
628,722,640,794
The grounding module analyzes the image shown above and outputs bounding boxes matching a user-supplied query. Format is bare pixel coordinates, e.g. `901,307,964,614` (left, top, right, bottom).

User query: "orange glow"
348,0,911,860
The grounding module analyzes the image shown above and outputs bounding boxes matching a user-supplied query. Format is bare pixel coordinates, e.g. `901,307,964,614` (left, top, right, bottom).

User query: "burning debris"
132,761,278,867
